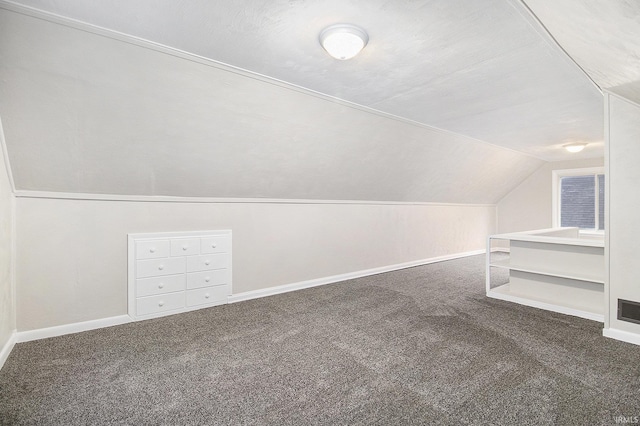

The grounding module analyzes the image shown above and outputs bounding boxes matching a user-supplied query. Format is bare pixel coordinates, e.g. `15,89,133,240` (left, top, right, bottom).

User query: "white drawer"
201,235,231,254
136,292,185,316
135,240,170,260
136,257,186,278
187,269,229,290
186,286,228,307
170,238,200,257
187,253,230,272
136,274,185,297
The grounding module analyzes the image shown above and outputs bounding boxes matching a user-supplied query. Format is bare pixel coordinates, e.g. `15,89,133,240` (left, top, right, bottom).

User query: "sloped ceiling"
1,0,625,202
3,0,604,160
0,8,542,203
523,0,640,104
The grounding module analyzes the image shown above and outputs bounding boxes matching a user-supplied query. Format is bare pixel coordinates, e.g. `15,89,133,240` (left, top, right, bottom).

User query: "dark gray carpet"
1,254,639,425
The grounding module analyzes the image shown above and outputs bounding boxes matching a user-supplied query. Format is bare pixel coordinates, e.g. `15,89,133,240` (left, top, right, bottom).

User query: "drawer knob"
212,244,217,248
182,245,189,251
158,283,164,289
205,260,211,266
205,293,210,299
158,301,165,307
149,247,156,253
158,264,164,271
205,277,210,282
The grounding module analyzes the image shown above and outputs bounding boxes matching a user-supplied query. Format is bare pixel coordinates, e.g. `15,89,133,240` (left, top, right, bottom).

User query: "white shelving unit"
486,227,605,322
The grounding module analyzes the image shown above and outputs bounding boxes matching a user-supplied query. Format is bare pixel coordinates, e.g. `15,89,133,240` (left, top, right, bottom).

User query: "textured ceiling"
0,8,544,202
523,0,640,104
3,0,636,202
4,0,608,161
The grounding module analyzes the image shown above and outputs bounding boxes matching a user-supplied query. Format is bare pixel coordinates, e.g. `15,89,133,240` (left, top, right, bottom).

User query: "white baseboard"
9,250,487,345
229,249,485,304
0,331,16,371
491,248,510,253
16,315,131,343
603,328,640,346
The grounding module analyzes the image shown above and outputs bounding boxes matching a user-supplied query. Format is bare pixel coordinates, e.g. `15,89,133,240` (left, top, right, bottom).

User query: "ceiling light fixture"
564,143,587,153
319,24,368,60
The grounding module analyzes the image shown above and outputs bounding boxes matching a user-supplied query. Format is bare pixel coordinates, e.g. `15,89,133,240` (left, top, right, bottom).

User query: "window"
552,168,605,231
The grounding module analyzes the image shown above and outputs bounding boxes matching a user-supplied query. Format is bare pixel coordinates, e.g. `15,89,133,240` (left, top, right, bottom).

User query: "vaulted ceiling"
0,0,637,202
524,0,640,104
5,0,611,159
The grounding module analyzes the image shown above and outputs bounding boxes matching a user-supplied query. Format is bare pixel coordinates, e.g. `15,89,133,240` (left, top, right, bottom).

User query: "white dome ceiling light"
564,143,587,153
319,24,369,60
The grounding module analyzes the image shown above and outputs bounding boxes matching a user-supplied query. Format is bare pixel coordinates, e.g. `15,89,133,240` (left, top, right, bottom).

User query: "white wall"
0,119,14,353
605,92,640,340
15,197,495,331
497,157,604,234
0,7,543,203
1,7,528,335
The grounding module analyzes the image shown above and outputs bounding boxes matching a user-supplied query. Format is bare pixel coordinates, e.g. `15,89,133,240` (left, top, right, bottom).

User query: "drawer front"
187,253,230,272
186,286,228,307
136,274,185,297
170,238,201,257
200,235,231,254
136,257,186,278
187,269,229,290
135,240,170,260
136,292,185,316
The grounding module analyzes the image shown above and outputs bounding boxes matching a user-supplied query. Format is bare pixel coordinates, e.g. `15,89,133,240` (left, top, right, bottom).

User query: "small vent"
618,299,640,325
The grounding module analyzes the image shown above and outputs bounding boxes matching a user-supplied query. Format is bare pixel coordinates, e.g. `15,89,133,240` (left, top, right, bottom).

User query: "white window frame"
552,167,605,233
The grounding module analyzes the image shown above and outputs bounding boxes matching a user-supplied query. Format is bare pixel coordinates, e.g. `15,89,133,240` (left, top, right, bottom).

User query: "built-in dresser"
128,230,232,321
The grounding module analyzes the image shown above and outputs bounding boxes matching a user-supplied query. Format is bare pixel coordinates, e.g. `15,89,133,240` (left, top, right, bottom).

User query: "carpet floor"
1,254,639,425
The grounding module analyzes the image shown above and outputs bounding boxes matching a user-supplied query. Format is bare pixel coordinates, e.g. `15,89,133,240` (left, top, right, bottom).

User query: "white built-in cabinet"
605,92,640,343
128,230,231,321
486,228,604,322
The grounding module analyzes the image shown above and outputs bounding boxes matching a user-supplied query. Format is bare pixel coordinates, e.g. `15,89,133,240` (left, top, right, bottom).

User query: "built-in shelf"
488,284,604,322
486,227,605,322
489,259,605,284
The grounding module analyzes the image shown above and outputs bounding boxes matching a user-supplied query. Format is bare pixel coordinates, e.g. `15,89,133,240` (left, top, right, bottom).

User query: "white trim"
229,249,485,303
127,236,135,321
0,331,16,370
486,237,492,295
487,290,604,322
604,93,611,329
0,0,545,162
603,89,640,109
552,167,606,176
13,190,496,207
15,315,131,343
551,167,605,228
603,328,640,346
490,227,603,248
0,116,16,193
10,192,16,335
10,250,485,343
552,170,559,228
0,115,17,372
